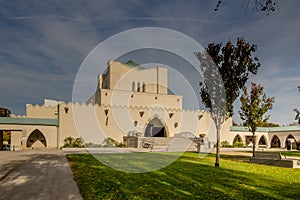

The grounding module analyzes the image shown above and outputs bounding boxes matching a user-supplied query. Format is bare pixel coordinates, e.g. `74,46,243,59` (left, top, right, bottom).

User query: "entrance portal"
27,129,47,148
285,134,297,149
145,117,166,137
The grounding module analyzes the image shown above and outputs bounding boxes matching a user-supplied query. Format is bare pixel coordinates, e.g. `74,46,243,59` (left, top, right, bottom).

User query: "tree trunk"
215,124,221,167
252,132,256,157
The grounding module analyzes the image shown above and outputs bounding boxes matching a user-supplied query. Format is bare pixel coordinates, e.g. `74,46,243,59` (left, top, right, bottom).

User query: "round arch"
27,129,47,148
144,117,169,137
270,135,281,148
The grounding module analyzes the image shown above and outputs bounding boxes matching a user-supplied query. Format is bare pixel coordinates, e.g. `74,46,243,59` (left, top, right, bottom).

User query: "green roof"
230,126,300,132
0,117,58,126
124,60,144,70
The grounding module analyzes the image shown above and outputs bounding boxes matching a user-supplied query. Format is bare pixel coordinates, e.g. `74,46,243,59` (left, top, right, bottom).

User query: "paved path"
0,149,82,200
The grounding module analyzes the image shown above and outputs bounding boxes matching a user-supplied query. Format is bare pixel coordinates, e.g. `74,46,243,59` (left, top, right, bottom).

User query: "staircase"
138,137,197,152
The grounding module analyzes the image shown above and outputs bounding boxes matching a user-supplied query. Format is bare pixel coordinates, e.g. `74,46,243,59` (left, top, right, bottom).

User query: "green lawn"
67,152,300,200
281,151,300,157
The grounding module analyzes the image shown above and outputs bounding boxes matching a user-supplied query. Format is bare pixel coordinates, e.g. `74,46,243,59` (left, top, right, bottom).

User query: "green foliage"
239,82,275,156
0,107,10,117
102,137,126,147
221,140,232,148
196,38,260,118
63,136,84,148
215,0,278,15
195,38,260,167
233,142,244,148
239,83,275,133
67,152,300,199
261,122,280,127
84,142,102,148
3,131,10,142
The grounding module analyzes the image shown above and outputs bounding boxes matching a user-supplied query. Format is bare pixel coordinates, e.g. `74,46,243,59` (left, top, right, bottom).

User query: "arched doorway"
270,135,281,148
285,134,297,149
258,136,267,146
27,129,47,148
144,117,167,137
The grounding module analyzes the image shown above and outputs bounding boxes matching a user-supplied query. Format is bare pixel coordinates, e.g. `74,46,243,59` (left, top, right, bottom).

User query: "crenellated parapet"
26,103,57,119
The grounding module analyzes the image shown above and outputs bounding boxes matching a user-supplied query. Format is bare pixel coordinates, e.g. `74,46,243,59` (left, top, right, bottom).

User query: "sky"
0,0,299,126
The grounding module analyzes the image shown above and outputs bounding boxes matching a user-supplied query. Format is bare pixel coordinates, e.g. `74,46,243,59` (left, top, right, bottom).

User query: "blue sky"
0,0,299,125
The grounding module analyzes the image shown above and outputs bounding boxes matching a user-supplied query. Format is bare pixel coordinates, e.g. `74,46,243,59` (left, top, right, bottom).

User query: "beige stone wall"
26,104,57,119
97,89,182,109
0,124,58,149
99,61,168,94
10,130,22,150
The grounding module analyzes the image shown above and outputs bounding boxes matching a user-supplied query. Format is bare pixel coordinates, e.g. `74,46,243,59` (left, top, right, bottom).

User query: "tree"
215,0,278,15
195,37,260,167
261,122,280,127
239,82,275,157
3,131,10,143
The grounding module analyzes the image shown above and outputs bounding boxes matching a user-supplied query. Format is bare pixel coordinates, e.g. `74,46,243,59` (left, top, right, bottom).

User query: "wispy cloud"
0,0,299,126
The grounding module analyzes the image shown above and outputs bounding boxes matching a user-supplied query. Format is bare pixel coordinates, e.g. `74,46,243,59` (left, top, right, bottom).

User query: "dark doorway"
258,136,267,145
145,117,166,137
285,134,296,149
271,135,281,148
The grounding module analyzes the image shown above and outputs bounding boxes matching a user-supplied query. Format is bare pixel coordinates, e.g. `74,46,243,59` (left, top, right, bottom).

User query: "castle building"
0,60,299,150
0,61,231,150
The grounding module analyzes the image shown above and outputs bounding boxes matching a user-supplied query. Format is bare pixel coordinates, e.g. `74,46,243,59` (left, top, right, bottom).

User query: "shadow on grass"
67,152,300,200
93,152,183,173
219,154,251,162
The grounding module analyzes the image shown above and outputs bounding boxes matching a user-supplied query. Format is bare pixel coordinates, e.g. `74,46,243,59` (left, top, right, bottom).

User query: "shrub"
63,136,84,148
102,137,126,147
233,141,244,148
221,140,232,148
84,142,102,148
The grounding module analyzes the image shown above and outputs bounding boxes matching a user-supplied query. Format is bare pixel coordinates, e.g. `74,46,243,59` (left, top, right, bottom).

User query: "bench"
139,138,154,151
251,151,300,168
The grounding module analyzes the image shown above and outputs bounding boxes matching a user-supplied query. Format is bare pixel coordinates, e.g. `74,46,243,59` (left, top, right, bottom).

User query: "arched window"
132,82,135,91
142,83,146,92
137,82,141,92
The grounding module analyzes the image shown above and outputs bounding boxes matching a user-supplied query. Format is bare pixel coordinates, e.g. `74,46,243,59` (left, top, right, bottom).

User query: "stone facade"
3,60,299,150
0,61,232,149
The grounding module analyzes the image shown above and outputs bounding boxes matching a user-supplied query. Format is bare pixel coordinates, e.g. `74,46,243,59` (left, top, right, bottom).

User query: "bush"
233,141,244,148
102,137,126,147
84,142,102,148
63,136,84,148
221,141,232,148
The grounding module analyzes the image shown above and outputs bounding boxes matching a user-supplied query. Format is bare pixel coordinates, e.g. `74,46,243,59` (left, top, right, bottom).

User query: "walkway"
0,149,82,200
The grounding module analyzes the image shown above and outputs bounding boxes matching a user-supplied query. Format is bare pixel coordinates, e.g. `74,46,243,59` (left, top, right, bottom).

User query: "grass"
67,152,300,200
281,151,300,157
